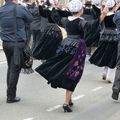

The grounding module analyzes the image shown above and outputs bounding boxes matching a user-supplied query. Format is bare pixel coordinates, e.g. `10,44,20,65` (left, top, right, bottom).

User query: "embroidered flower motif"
82,54,85,57
81,66,83,70
64,39,87,81
78,55,81,58
74,61,79,66
74,71,80,77
77,66,80,69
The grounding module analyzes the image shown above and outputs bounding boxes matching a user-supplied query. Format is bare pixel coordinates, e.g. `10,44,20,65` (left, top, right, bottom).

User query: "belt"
3,41,25,43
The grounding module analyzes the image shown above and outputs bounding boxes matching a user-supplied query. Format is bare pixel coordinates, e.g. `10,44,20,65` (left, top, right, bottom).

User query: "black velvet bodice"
91,5,101,19
65,18,84,37
104,14,116,28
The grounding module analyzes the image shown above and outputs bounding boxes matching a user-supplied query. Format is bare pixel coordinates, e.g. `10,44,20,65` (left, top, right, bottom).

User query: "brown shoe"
107,80,112,84
102,75,106,80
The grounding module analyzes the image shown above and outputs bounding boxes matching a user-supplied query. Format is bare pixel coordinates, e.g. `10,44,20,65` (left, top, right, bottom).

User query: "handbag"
13,5,33,70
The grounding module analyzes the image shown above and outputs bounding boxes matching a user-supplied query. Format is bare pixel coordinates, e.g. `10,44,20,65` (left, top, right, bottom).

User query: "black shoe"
63,104,72,112
112,87,119,100
112,91,119,100
112,87,120,100
7,97,21,103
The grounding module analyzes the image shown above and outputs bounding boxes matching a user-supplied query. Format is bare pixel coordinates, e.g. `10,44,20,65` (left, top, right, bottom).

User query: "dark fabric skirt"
32,24,63,60
89,33,100,47
89,40,118,68
35,36,86,91
89,29,118,68
85,29,100,47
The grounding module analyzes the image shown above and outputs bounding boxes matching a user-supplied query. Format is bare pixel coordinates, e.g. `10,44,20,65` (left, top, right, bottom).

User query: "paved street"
0,50,120,120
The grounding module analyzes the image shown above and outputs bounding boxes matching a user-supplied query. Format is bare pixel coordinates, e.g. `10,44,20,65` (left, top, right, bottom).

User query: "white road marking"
73,94,85,101
47,105,62,112
24,118,33,120
92,86,103,92
47,94,85,112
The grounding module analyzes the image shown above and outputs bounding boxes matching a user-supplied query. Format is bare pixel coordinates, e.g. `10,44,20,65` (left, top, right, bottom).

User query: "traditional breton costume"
82,1,93,21
91,0,102,19
89,0,118,82
35,0,100,91
82,0,101,50
89,0,102,47
32,0,71,60
30,6,49,59
112,0,120,100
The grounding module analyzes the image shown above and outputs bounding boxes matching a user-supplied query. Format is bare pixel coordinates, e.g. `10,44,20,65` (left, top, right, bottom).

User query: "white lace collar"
68,16,84,21
107,12,115,16
48,7,53,11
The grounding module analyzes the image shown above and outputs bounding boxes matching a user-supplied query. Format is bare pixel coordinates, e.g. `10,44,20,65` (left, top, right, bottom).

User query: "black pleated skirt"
89,40,118,68
32,24,62,60
35,36,86,91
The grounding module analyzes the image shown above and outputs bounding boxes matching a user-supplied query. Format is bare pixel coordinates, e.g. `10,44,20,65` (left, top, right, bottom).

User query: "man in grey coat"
0,0,33,103
112,0,120,100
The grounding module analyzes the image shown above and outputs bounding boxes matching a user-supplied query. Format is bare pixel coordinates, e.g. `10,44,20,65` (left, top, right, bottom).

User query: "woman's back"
65,18,84,37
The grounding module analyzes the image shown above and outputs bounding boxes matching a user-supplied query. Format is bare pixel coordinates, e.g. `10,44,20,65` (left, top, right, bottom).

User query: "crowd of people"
0,0,120,113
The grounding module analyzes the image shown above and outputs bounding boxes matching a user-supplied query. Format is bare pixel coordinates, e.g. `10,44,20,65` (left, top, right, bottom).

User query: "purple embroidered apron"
64,38,86,82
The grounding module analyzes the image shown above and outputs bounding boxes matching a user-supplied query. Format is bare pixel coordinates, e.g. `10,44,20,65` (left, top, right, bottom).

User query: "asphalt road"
0,52,120,120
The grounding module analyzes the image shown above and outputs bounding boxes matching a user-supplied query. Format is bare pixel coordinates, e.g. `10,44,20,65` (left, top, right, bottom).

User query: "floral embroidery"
64,39,86,82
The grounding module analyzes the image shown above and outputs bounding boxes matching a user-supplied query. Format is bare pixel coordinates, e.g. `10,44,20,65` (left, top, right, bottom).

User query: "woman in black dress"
32,0,71,60
36,0,108,112
82,0,102,55
90,0,102,54
89,0,118,83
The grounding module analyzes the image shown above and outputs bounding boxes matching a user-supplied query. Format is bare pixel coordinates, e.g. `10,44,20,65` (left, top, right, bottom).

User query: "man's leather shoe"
112,92,119,100
112,87,119,100
6,97,21,103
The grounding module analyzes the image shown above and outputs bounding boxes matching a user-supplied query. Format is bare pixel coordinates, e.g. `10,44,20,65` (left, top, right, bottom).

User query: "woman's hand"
100,7,109,23
115,3,120,12
101,7,109,15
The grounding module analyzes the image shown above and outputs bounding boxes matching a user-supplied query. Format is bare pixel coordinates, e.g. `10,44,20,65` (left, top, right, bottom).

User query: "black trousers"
3,42,25,99
32,30,41,48
113,41,120,92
